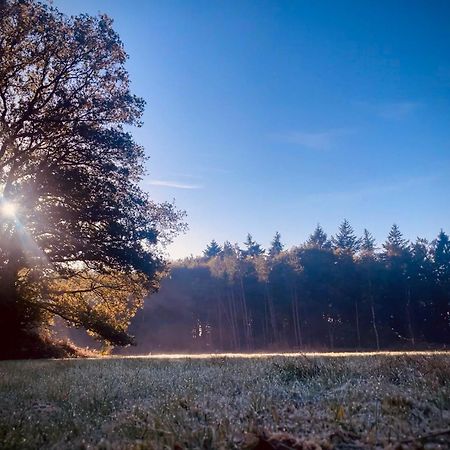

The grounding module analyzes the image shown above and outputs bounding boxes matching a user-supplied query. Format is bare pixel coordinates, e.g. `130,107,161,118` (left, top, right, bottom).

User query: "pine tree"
431,230,450,342
360,229,376,254
268,232,284,257
433,230,450,281
203,240,222,258
222,241,236,257
306,224,331,250
242,234,264,258
383,224,409,257
332,219,361,255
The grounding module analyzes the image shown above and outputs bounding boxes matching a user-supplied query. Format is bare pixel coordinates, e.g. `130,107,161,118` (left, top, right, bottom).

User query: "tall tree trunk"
228,288,239,350
368,279,380,350
265,284,278,347
406,285,415,347
291,286,303,348
263,295,269,348
291,294,299,347
217,296,224,350
239,275,251,350
294,286,303,347
354,299,361,349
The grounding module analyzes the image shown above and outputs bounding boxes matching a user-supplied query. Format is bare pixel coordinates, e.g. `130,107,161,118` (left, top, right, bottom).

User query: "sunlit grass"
0,353,449,449
121,350,450,359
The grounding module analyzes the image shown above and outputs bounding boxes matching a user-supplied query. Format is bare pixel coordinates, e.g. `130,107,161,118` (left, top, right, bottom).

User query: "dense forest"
123,221,450,353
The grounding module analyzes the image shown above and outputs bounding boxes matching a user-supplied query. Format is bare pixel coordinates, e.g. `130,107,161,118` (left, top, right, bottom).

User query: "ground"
0,352,449,449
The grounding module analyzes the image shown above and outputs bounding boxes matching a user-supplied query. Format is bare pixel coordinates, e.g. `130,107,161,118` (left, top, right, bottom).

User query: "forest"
125,221,450,353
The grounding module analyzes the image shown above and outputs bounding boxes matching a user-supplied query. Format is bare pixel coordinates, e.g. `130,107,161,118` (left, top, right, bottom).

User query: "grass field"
0,352,449,449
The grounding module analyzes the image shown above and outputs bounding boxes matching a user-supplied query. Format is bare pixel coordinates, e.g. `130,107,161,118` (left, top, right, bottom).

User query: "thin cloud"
272,128,353,150
377,101,420,120
356,101,420,120
145,179,203,190
305,175,438,203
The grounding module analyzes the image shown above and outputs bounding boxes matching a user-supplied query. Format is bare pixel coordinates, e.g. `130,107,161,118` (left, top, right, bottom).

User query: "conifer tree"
222,241,236,257
268,232,284,257
306,224,331,250
360,229,376,254
433,230,450,281
203,240,222,258
332,219,361,255
383,224,409,257
242,234,264,258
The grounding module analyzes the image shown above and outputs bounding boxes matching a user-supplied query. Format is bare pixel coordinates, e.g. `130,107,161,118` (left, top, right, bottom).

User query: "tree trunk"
368,279,380,350
406,285,415,347
291,286,303,348
354,299,361,349
228,288,239,350
265,284,278,347
239,276,252,350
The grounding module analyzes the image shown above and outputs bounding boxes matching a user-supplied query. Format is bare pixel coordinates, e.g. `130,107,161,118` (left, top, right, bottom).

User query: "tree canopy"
126,223,450,353
0,0,184,357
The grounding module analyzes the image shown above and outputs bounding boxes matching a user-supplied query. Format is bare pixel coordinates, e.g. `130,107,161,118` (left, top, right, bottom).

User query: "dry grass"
0,352,449,449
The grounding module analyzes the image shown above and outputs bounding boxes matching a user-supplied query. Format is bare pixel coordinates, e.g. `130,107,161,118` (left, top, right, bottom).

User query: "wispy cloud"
145,179,203,190
356,101,420,120
272,128,353,150
377,101,420,120
304,175,438,203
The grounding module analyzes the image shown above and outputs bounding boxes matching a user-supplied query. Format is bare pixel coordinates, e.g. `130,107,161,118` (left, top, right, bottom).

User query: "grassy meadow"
0,352,449,449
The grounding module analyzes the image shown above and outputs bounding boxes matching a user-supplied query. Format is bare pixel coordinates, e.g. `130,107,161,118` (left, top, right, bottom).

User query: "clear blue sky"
55,0,450,259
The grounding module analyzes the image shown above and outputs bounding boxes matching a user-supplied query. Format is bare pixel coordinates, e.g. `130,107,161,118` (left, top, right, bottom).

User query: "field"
0,352,449,449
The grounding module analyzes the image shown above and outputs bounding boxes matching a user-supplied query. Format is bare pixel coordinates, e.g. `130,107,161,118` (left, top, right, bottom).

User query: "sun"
1,201,17,218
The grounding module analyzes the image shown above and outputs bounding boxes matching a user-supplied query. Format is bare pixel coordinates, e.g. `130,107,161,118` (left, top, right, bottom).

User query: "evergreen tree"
433,230,450,281
431,230,450,342
360,229,376,254
332,219,361,255
203,240,222,258
306,224,331,250
242,234,264,258
268,232,284,257
222,241,236,257
383,224,409,257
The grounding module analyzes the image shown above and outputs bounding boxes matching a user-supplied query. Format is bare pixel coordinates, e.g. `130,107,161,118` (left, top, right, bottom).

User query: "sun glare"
1,201,17,218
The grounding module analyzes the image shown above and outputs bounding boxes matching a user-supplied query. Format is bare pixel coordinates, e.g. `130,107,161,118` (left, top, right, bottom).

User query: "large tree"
268,231,283,257
203,239,222,259
332,219,361,255
0,0,184,357
306,224,331,250
242,233,264,258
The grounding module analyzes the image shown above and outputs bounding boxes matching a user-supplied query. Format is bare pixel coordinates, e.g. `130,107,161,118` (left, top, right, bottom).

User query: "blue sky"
54,0,450,259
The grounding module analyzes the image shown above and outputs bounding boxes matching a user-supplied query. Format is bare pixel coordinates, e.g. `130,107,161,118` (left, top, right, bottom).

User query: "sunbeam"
0,200,17,219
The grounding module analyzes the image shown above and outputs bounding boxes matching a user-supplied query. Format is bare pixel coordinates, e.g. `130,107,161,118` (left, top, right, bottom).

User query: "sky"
54,0,450,259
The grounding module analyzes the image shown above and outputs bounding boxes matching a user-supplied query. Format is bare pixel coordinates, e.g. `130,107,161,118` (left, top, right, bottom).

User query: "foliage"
242,233,265,258
0,0,184,357
332,219,361,255
127,223,450,353
306,224,331,250
268,231,284,257
203,239,222,258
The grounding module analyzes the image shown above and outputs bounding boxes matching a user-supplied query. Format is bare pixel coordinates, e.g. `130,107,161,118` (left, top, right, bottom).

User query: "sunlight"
95,350,450,360
1,200,17,218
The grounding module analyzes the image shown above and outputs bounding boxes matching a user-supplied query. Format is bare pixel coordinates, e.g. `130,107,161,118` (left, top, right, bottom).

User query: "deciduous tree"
0,0,184,357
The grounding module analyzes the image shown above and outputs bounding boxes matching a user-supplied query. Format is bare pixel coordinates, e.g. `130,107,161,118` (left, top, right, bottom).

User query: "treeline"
126,221,450,353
